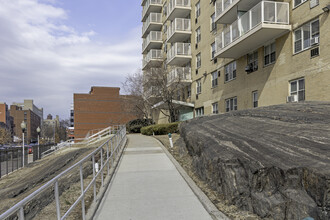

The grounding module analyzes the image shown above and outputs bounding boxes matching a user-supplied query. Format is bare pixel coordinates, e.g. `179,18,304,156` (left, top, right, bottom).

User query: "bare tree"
124,68,191,123
0,127,12,145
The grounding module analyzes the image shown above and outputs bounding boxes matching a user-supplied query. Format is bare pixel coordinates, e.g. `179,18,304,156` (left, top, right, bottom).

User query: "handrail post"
54,181,61,220
79,164,86,220
106,142,110,176
92,155,96,202
100,148,104,187
19,206,24,220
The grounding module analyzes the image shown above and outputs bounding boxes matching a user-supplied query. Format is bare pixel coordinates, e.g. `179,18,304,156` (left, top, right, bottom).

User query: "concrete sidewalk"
94,134,213,220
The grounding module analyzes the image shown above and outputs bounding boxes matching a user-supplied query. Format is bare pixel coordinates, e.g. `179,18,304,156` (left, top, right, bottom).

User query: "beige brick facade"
142,0,330,124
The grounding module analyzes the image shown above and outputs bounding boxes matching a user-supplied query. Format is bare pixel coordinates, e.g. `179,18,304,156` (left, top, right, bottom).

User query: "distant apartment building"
67,104,74,140
73,87,137,140
12,100,44,123
0,102,14,135
10,105,41,143
142,0,330,123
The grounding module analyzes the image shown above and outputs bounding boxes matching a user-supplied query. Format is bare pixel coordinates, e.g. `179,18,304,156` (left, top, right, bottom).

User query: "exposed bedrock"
179,102,330,219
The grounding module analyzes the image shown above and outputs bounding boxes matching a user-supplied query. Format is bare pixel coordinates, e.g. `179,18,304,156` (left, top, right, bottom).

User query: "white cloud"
0,0,142,118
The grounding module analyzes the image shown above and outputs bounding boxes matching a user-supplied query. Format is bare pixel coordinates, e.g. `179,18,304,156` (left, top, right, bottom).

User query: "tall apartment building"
12,100,44,123
142,0,330,123
0,102,14,135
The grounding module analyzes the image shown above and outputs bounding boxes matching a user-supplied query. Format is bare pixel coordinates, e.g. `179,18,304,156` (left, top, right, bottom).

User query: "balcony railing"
142,0,162,21
143,49,163,69
215,0,234,19
167,67,192,86
142,13,162,36
142,31,162,53
215,1,289,56
144,86,160,99
167,43,191,63
167,0,191,20
167,18,191,40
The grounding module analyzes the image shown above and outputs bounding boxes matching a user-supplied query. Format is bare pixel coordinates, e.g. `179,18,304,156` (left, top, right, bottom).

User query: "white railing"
144,86,161,99
143,49,163,68
167,43,191,62
215,1,289,53
0,125,127,220
142,31,162,52
142,13,162,35
142,0,162,20
167,0,191,17
167,67,191,86
167,18,191,39
215,0,235,19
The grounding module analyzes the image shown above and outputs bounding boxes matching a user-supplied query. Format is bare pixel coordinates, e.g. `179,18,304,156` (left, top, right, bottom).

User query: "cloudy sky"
0,0,142,119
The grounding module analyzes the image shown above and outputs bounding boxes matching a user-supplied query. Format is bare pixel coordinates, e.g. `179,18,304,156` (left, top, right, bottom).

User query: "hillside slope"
180,102,330,219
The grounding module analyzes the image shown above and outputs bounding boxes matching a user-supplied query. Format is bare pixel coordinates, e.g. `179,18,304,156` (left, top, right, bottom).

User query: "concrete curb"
153,137,230,220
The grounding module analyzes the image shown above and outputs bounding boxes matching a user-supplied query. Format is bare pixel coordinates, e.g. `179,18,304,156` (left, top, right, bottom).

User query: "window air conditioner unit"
287,95,298,103
196,94,199,100
311,37,319,45
245,64,253,73
196,69,198,75
195,43,198,49
195,18,198,24
311,47,319,58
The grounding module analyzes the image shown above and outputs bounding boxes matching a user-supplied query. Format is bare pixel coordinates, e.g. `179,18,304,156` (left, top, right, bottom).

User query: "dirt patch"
155,134,261,220
0,141,107,219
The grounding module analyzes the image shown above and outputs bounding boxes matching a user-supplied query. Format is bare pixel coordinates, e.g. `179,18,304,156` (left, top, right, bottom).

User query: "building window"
196,53,201,69
211,71,218,88
294,19,319,54
264,42,276,66
247,51,258,72
163,24,167,33
195,1,201,18
225,61,236,82
196,79,202,94
294,0,307,8
226,97,237,112
252,91,258,108
212,102,219,114
196,27,201,43
195,107,204,117
211,13,216,31
211,42,216,59
164,42,167,53
163,2,167,16
177,90,181,100
187,85,191,97
290,78,305,101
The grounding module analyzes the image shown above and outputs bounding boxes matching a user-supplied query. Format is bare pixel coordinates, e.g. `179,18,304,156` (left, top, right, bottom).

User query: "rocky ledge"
179,102,330,219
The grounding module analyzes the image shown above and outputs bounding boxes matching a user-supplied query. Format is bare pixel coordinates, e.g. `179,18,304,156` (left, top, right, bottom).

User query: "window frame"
195,1,201,18
293,0,307,9
196,27,201,44
195,107,204,117
225,61,237,82
212,102,219,114
196,53,201,69
247,50,258,72
225,97,237,112
252,91,258,108
211,42,216,59
264,42,276,66
289,78,305,101
196,79,202,94
211,71,218,88
210,13,216,31
294,19,320,54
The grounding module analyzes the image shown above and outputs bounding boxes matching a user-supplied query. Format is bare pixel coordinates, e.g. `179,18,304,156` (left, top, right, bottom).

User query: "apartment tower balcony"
142,49,163,70
142,31,162,54
167,0,191,21
215,0,263,24
142,13,162,38
142,0,162,22
167,67,192,87
167,43,191,66
144,86,161,100
167,18,191,43
215,1,291,59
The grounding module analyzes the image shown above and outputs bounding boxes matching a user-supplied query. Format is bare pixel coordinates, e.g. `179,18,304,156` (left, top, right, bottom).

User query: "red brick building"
74,87,137,140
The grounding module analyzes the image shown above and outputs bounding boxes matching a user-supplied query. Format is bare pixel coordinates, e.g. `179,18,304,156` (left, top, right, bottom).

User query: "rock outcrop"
180,102,330,219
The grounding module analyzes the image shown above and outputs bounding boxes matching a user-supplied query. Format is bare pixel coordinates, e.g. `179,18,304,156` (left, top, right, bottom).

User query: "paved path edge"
152,136,230,220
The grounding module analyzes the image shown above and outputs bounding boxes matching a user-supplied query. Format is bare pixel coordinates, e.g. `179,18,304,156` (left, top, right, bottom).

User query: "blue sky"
0,0,142,119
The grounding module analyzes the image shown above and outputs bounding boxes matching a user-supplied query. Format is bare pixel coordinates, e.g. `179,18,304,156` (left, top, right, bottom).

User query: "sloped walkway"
94,134,213,220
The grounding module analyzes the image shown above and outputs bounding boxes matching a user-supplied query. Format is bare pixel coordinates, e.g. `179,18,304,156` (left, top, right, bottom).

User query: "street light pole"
20,121,26,168
37,126,41,159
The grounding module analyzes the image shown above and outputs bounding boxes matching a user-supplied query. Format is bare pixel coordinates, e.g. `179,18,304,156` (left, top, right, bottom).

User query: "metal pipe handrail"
0,125,127,220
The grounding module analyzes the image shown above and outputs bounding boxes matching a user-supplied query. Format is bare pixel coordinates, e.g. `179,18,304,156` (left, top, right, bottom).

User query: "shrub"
126,119,154,133
141,122,180,136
